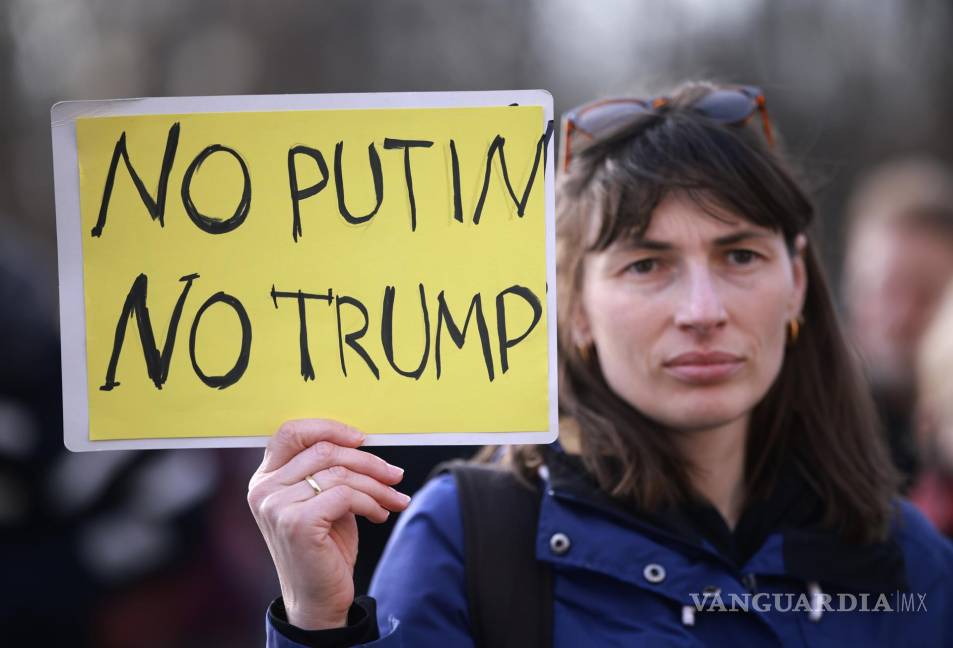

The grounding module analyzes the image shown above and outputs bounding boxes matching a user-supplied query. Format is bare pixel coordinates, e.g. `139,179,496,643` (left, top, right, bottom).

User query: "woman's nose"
673,266,728,334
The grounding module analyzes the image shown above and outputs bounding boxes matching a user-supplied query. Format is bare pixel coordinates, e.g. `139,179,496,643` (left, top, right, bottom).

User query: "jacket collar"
541,442,908,594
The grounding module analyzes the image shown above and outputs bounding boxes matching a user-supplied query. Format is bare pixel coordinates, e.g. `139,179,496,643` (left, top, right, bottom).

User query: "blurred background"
2,0,953,646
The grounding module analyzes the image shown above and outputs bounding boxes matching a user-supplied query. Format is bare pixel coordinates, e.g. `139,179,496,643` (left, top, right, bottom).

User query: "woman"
248,82,953,646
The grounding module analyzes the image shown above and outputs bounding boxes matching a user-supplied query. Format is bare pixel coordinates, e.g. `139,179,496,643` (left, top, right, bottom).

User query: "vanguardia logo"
688,591,928,613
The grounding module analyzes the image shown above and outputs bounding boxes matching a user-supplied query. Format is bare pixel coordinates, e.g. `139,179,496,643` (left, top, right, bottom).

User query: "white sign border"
52,90,559,452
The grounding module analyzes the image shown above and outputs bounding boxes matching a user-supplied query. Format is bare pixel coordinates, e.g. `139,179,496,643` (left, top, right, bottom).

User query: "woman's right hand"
247,419,411,630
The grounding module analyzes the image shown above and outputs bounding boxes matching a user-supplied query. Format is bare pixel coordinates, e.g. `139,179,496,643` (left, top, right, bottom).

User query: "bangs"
576,112,813,252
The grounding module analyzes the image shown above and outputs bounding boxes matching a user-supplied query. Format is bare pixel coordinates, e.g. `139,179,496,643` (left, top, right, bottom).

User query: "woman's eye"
727,249,759,265
626,258,657,274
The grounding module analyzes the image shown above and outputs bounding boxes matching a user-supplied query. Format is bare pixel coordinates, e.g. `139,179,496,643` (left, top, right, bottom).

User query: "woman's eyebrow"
713,230,773,246
622,229,772,251
624,239,672,251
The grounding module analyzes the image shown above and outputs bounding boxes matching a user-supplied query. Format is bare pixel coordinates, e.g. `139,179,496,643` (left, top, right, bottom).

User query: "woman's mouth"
662,351,745,384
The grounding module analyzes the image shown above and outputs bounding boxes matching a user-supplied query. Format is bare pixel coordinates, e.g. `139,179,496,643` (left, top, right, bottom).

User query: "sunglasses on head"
559,85,774,172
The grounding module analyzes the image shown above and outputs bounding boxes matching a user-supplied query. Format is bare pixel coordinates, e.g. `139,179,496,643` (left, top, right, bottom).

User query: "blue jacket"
267,450,953,647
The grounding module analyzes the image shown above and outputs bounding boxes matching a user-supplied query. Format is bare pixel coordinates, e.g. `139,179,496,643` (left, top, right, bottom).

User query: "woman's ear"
571,301,593,349
789,234,808,319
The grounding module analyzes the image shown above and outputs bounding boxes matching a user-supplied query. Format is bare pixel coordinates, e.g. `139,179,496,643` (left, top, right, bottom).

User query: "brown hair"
479,82,900,544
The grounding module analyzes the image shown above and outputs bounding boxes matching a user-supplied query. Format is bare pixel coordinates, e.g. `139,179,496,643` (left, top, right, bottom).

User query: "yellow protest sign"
53,92,557,449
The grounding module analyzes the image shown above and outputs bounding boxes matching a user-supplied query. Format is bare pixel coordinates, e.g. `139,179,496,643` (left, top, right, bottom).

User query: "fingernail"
398,492,411,504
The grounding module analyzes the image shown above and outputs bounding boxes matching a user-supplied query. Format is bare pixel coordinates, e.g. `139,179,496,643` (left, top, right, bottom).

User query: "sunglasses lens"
692,89,758,123
575,100,651,136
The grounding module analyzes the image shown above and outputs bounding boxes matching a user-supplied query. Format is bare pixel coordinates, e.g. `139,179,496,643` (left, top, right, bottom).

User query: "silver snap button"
549,532,571,555
643,563,666,583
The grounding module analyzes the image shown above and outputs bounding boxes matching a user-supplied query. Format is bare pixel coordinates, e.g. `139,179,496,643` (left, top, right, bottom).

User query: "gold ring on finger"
305,474,322,496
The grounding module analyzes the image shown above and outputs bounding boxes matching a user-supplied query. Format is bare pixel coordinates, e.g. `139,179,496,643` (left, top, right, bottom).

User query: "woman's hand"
248,419,410,630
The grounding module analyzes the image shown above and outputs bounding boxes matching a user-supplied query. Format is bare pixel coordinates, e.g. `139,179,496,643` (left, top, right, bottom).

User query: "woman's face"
575,192,807,432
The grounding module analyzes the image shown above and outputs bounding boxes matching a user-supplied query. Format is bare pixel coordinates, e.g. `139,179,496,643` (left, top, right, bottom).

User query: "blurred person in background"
909,281,953,537
842,157,953,490
0,228,274,647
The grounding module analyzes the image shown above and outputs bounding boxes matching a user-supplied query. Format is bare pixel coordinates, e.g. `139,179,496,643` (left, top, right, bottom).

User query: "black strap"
431,460,553,648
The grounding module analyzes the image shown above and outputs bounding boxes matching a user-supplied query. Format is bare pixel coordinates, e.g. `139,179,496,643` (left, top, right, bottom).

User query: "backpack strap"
430,460,553,648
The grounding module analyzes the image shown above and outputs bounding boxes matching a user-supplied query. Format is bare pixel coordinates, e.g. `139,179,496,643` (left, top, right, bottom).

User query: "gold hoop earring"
787,317,802,345
578,343,594,363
